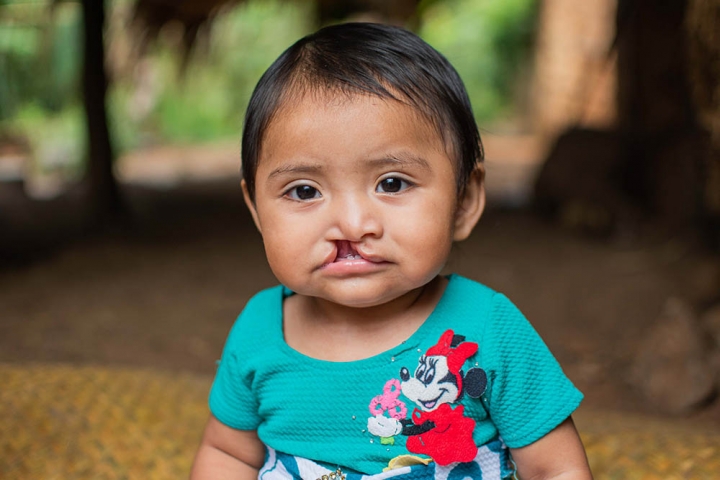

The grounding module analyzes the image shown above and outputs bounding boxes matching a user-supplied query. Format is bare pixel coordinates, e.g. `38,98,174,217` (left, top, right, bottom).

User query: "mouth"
318,240,386,273
334,240,364,262
419,390,447,411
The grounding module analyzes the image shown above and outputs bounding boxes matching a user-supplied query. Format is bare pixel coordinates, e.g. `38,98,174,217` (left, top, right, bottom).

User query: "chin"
285,275,431,309
324,292,394,309
351,298,399,309
323,284,418,309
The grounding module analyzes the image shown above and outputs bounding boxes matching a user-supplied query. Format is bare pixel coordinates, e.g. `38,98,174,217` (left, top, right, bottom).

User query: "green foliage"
0,1,83,177
12,102,86,176
209,0,313,117
0,1,81,119
420,0,538,121
2,0,312,176
110,0,313,147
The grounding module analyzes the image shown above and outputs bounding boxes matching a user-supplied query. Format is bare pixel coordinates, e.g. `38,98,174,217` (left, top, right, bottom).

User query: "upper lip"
320,241,384,267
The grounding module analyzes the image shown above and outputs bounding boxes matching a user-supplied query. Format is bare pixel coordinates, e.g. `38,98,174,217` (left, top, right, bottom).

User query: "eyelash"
282,175,414,201
283,184,321,201
376,175,413,194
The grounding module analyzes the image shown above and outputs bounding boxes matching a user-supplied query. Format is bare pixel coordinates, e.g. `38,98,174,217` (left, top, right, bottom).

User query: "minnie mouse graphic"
367,330,488,466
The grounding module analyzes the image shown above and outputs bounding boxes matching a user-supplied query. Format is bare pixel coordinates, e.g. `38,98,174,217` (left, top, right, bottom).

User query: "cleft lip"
334,240,368,262
320,240,385,268
335,240,358,261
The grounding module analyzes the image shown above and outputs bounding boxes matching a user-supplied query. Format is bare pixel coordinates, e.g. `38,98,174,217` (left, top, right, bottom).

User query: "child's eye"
285,185,321,201
376,177,410,194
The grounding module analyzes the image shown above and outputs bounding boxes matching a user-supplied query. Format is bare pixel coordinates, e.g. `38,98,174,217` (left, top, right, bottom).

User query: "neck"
283,276,447,361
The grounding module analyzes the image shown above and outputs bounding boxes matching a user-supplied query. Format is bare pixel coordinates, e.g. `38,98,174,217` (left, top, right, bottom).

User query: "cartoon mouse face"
400,355,460,411
398,330,487,413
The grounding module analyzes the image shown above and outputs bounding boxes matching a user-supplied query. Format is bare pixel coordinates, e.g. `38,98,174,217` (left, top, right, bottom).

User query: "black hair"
241,22,483,201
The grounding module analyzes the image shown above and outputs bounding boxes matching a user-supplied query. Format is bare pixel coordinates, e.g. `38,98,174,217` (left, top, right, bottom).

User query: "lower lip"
320,258,388,275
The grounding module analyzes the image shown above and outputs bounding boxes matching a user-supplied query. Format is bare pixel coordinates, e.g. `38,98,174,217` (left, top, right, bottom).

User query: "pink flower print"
369,379,407,420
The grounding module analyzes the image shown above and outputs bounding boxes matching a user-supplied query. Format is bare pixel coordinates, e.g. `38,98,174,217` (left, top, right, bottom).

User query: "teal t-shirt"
209,274,583,475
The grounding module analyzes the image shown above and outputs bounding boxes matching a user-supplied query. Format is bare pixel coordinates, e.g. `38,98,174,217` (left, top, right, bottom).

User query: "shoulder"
236,285,285,322
224,285,285,348
444,275,541,364
429,275,511,349
243,284,286,312
443,274,524,327
448,273,519,305
443,274,497,311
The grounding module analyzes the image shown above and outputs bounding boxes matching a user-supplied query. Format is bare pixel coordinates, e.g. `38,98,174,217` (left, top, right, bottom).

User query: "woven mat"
0,364,209,479
1,363,719,479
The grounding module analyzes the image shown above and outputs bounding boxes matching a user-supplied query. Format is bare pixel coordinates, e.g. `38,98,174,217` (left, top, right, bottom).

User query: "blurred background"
1,0,720,478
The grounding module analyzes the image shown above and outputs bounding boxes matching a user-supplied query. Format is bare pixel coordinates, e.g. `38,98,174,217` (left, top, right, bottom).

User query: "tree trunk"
81,0,123,226
616,0,712,231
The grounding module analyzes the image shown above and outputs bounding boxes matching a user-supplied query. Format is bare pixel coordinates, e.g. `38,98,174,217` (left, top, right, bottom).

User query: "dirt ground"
2,158,720,427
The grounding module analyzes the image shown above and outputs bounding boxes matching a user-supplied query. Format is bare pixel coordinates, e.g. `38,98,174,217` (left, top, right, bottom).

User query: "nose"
329,191,383,241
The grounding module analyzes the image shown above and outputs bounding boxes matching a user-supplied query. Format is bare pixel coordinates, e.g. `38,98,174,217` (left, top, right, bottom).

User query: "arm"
509,416,592,480
190,414,266,480
400,418,436,436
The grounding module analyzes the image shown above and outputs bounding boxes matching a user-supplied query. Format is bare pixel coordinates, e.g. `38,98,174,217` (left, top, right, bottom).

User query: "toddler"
191,22,592,480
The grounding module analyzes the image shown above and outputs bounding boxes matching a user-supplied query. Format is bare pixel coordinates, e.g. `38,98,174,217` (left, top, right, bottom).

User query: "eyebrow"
267,163,324,179
266,152,430,179
367,153,431,170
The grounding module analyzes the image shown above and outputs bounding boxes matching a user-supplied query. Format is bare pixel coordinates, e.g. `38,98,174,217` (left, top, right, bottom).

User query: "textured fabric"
209,274,583,475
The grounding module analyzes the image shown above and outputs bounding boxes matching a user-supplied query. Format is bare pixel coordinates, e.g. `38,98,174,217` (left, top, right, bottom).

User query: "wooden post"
81,0,124,226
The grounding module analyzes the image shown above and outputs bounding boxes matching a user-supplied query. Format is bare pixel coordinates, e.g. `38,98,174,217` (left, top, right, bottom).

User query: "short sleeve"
482,293,583,448
208,314,262,430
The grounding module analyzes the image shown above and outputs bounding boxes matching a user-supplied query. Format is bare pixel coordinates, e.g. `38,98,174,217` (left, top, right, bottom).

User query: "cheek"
393,199,456,255
439,385,459,403
257,215,309,276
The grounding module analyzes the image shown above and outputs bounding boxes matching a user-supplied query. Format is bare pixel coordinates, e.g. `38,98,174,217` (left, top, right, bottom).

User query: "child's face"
243,93,483,309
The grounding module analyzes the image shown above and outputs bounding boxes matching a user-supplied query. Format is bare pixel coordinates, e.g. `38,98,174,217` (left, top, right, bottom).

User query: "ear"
463,367,487,399
241,179,263,233
453,163,485,241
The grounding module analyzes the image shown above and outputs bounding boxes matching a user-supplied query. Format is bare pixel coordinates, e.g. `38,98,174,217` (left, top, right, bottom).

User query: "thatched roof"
131,0,422,53
132,0,243,53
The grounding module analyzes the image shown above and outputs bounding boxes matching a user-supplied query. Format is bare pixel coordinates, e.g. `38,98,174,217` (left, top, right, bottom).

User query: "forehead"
273,90,437,135
258,91,450,168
